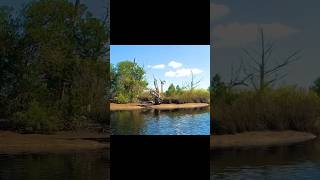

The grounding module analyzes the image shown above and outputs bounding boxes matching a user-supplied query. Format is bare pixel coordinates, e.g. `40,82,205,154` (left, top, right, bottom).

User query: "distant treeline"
110,60,209,104
0,0,109,133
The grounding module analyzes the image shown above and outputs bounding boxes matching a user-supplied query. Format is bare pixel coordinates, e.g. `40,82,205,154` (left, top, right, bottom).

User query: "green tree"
111,60,148,103
0,0,109,132
311,77,320,96
176,85,182,94
166,83,176,96
211,74,227,98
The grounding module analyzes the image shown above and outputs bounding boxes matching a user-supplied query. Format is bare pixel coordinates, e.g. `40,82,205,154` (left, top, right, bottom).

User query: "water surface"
111,107,209,135
211,139,320,180
0,150,109,180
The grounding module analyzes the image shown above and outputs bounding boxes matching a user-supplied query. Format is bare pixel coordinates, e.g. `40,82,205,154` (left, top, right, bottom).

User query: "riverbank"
110,103,209,111
0,130,109,154
211,131,317,149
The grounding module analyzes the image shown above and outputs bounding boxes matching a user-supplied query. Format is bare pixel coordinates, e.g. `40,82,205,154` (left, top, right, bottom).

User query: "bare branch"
265,49,301,75
242,48,260,66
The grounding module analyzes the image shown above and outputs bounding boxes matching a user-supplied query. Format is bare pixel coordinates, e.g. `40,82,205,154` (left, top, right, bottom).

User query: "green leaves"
111,60,148,103
166,83,176,96
0,0,109,132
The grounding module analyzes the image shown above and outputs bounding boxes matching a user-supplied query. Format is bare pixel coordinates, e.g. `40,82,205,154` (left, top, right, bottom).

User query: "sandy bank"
110,103,209,111
211,131,316,149
0,131,109,154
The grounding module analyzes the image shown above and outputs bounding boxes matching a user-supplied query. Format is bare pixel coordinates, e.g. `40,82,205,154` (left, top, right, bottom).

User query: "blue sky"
111,45,210,91
211,0,320,88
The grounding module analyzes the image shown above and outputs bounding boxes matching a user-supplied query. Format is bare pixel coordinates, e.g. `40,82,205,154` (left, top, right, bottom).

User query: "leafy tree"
311,77,320,96
166,83,176,96
176,85,182,94
211,74,227,98
0,0,109,132
111,60,148,103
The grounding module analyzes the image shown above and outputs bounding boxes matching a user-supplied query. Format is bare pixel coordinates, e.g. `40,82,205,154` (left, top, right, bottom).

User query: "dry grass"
213,86,320,135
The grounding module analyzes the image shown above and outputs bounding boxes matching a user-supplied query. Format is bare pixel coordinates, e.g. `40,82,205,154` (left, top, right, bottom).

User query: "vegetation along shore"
211,28,320,148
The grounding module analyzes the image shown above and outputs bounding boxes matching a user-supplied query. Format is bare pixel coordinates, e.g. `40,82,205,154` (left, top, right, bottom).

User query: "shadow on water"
111,107,210,135
0,150,110,180
211,138,320,180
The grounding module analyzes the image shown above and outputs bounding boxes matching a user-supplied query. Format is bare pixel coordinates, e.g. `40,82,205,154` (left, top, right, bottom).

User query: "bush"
12,101,62,133
138,91,153,102
163,89,210,104
213,86,320,135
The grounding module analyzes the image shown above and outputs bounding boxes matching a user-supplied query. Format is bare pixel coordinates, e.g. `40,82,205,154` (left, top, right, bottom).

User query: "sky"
111,45,210,91
0,0,108,19
211,0,320,88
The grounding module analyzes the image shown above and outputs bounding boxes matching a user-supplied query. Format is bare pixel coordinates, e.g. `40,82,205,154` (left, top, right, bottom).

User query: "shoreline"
110,103,209,111
211,131,317,149
0,130,109,154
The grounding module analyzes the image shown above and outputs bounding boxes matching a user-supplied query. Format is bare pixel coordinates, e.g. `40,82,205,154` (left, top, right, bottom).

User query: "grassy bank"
110,103,209,111
213,86,320,135
138,89,210,104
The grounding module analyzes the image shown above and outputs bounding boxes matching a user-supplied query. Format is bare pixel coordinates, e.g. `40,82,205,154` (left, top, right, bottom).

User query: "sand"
0,131,109,154
110,103,209,111
211,130,317,149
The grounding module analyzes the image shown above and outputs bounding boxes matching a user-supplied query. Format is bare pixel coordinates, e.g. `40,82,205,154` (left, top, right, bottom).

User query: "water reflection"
111,107,210,135
0,150,109,180
211,139,320,180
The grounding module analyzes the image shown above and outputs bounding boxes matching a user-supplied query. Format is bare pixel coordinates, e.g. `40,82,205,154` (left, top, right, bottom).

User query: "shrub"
138,91,153,102
163,89,210,104
213,86,320,135
12,101,62,133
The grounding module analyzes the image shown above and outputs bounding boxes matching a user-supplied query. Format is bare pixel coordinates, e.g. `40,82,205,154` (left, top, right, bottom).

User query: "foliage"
213,86,320,135
0,0,109,133
310,77,320,96
13,100,62,133
166,83,176,96
163,89,210,104
111,61,148,103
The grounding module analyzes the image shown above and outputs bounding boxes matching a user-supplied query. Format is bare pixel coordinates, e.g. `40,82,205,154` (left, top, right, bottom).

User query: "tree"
190,71,201,91
159,79,166,94
0,0,109,132
112,60,148,103
211,74,227,98
166,83,176,96
311,77,320,96
238,27,301,91
176,85,182,94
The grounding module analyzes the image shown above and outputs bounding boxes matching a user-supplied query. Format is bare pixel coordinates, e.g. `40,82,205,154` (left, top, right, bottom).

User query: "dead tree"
190,71,201,91
240,27,301,91
152,76,161,105
228,60,253,89
159,79,166,94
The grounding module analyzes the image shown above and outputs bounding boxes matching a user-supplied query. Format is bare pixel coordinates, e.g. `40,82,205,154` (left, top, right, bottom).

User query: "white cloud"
147,65,152,68
164,71,176,77
212,23,299,48
211,3,230,22
151,64,165,69
168,61,182,69
165,68,203,78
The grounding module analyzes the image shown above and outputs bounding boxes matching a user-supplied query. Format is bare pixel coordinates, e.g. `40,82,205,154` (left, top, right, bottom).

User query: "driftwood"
149,89,162,105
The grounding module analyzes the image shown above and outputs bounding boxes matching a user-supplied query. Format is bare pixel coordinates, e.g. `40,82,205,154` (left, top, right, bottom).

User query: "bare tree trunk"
259,28,265,91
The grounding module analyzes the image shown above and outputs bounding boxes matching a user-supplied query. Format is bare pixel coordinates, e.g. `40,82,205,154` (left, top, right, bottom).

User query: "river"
0,150,109,180
211,138,320,180
111,107,210,135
